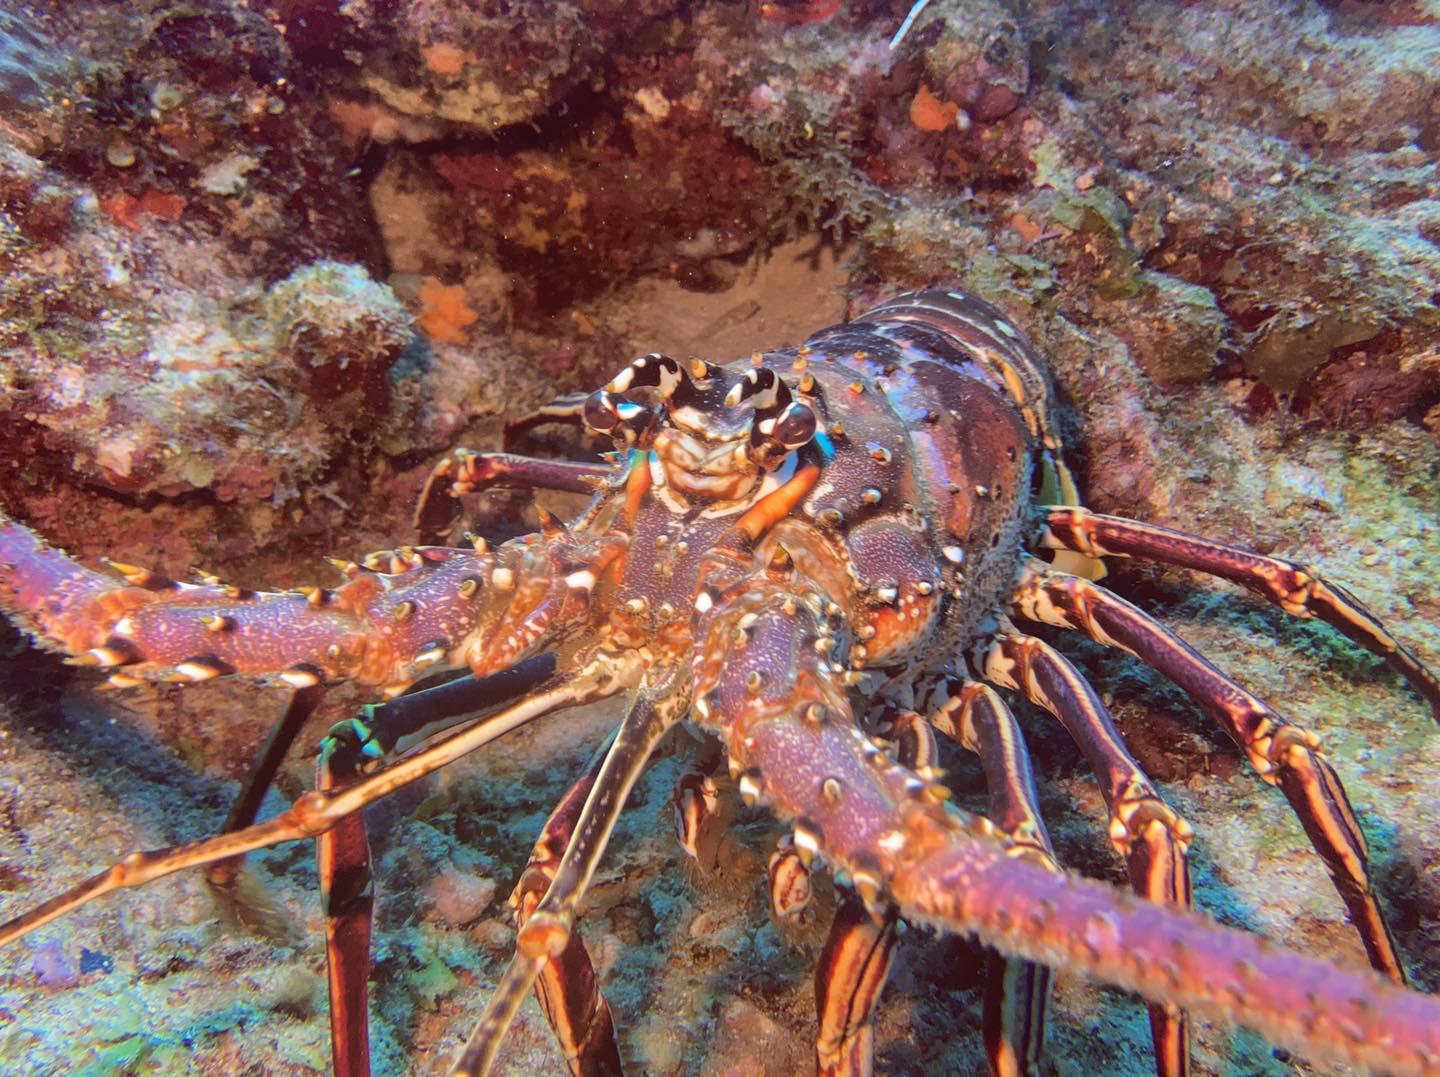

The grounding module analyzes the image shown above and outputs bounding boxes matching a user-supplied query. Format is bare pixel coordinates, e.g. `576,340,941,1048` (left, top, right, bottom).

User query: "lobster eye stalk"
582,389,659,449
727,365,819,471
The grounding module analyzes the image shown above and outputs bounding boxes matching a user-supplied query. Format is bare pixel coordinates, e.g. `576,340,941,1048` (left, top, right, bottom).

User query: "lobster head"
583,353,818,506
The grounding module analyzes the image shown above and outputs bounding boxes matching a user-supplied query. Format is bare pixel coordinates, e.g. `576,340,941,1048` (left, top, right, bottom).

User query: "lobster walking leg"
316,741,374,1077
811,711,933,1076
1036,506,1440,719
815,896,899,1077
502,392,590,443
204,683,325,901
509,737,623,1077
932,683,1056,1077
454,675,688,1075
1012,561,1406,982
974,631,1192,1077
414,449,608,545
673,756,726,873
313,658,565,1077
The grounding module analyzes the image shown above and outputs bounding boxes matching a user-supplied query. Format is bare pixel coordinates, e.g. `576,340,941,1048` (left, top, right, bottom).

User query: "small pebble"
106,141,137,168
425,869,495,927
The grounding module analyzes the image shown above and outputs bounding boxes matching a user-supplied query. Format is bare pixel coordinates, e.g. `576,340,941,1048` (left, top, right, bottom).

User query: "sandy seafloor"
0,253,1436,1077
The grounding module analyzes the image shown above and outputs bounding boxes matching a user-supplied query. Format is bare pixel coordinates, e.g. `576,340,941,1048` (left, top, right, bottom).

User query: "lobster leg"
815,895,899,1077
673,757,726,873
316,738,374,1077
974,630,1193,1077
204,682,325,897
811,710,935,1076
1036,506,1440,720
0,649,643,947
509,736,623,1077
316,657,566,1077
768,834,814,920
503,392,590,443
414,449,608,545
454,673,689,1075
1011,560,1406,982
932,683,1057,1077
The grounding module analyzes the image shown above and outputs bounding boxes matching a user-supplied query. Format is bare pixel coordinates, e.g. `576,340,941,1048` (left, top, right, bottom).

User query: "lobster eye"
583,390,657,448
583,390,623,436
772,401,816,450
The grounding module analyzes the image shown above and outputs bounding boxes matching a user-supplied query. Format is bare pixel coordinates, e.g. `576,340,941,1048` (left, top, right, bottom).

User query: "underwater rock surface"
0,0,1436,1074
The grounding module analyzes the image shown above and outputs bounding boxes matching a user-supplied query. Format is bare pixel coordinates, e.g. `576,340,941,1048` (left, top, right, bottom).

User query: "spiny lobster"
1,289,1438,1075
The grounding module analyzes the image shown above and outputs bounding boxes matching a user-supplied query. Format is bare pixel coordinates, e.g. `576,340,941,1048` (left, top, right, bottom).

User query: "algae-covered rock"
1099,271,1228,386
357,4,599,132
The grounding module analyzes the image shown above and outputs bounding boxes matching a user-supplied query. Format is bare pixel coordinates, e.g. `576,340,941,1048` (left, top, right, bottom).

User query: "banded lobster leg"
314,657,563,1076
930,685,1058,1077
971,628,1194,1077
807,710,935,1076
506,734,625,1077
808,704,1052,1077
685,577,1440,1075
1010,558,1409,983
1037,506,1440,720
453,669,690,1075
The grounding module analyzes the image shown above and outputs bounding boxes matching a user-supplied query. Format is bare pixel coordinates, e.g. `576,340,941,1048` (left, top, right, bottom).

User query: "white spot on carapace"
564,570,597,592
942,545,965,564
176,661,222,682
793,825,820,856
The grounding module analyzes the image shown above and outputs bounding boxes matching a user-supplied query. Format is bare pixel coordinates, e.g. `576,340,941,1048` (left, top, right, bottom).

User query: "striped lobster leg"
1011,559,1408,983
314,659,563,1077
932,684,1057,1077
972,630,1194,1077
1036,507,1440,720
